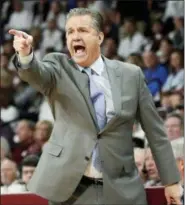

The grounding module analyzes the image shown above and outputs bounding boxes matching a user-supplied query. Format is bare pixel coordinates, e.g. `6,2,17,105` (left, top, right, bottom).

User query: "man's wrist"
18,50,33,65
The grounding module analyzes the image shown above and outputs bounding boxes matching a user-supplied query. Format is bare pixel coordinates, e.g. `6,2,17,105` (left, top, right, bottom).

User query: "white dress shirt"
1,180,26,194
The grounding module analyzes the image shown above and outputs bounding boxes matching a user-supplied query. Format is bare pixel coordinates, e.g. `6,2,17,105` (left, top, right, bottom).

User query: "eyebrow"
66,26,90,31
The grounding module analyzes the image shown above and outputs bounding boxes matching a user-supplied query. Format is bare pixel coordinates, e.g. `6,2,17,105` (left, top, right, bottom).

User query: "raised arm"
137,68,182,205
9,29,61,96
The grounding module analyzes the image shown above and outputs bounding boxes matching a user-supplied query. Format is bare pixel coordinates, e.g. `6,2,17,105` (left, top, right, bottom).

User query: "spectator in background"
12,120,40,164
170,17,184,50
142,51,168,98
102,38,120,60
133,137,146,182
163,1,184,22
34,120,53,153
32,0,50,27
1,137,11,162
162,50,184,93
1,40,15,59
5,0,33,33
1,53,10,71
171,138,184,186
157,37,173,66
127,53,145,69
0,119,14,148
163,1,184,33
46,0,67,31
1,158,26,194
29,27,43,60
134,148,146,183
20,155,39,189
41,18,63,55
102,11,119,45
149,19,164,52
164,112,183,141
161,92,183,112
118,17,147,59
171,137,184,204
0,69,19,123
144,147,162,187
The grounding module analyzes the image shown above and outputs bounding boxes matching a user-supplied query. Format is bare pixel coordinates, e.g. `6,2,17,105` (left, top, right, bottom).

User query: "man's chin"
73,56,88,67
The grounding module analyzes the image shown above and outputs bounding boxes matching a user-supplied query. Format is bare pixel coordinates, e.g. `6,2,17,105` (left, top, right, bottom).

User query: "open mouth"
73,45,86,55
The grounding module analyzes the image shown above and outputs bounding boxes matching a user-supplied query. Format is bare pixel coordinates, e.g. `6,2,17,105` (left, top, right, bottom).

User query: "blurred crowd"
0,0,184,195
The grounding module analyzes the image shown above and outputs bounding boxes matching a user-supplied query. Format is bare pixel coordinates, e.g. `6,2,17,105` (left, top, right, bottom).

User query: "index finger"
9,29,24,38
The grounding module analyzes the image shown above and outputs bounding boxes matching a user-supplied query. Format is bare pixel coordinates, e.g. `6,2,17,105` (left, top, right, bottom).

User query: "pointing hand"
9,29,33,57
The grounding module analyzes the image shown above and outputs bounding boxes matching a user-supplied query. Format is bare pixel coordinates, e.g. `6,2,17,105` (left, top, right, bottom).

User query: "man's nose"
72,32,81,41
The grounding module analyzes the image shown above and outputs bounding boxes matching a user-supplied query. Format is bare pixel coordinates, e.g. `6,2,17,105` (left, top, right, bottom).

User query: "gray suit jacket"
13,53,180,204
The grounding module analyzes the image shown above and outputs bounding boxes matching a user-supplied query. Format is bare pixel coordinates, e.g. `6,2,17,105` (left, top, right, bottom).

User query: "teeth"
77,49,83,53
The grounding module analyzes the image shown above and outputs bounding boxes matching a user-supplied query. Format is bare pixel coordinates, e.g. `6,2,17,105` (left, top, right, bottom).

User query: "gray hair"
171,138,184,159
66,8,104,32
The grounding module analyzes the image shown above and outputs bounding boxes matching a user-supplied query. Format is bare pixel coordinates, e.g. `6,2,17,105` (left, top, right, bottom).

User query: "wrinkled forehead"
165,117,181,125
65,15,93,31
1,160,17,170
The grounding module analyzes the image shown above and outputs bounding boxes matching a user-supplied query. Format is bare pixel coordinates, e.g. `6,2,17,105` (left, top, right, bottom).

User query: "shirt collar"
76,55,104,76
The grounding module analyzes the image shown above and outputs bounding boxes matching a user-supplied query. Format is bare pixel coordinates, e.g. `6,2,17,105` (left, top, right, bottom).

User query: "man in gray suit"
9,8,182,205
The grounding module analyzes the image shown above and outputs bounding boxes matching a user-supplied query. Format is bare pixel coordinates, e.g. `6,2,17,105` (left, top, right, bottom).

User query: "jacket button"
85,156,90,161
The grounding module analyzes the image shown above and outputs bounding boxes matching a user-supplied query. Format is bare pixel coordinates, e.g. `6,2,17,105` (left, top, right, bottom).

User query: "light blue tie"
84,68,106,172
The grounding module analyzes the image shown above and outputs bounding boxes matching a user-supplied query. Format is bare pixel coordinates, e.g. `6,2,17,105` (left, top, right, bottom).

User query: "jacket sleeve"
137,68,180,185
12,52,62,96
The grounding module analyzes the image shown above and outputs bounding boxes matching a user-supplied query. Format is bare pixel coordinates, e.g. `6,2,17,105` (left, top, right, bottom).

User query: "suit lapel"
103,56,122,115
68,58,99,130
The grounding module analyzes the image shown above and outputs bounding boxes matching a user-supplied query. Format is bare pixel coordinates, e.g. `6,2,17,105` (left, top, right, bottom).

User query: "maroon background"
1,187,167,205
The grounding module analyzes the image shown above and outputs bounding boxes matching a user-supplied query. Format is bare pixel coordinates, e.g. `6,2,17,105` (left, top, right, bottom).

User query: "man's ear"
98,32,104,45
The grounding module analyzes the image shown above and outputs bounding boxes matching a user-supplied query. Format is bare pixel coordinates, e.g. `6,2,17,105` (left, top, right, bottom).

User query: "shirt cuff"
18,52,34,65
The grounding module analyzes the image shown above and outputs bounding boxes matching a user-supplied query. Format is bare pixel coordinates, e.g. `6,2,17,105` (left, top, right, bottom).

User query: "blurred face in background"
1,54,9,69
170,51,183,70
48,19,57,30
3,41,14,57
1,159,17,185
159,39,173,57
152,21,163,34
173,17,184,30
13,0,23,12
142,51,158,68
102,38,116,58
22,166,35,184
34,121,52,145
127,54,144,68
15,121,34,143
165,117,182,140
145,148,159,181
50,0,61,14
134,148,145,177
124,20,136,35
